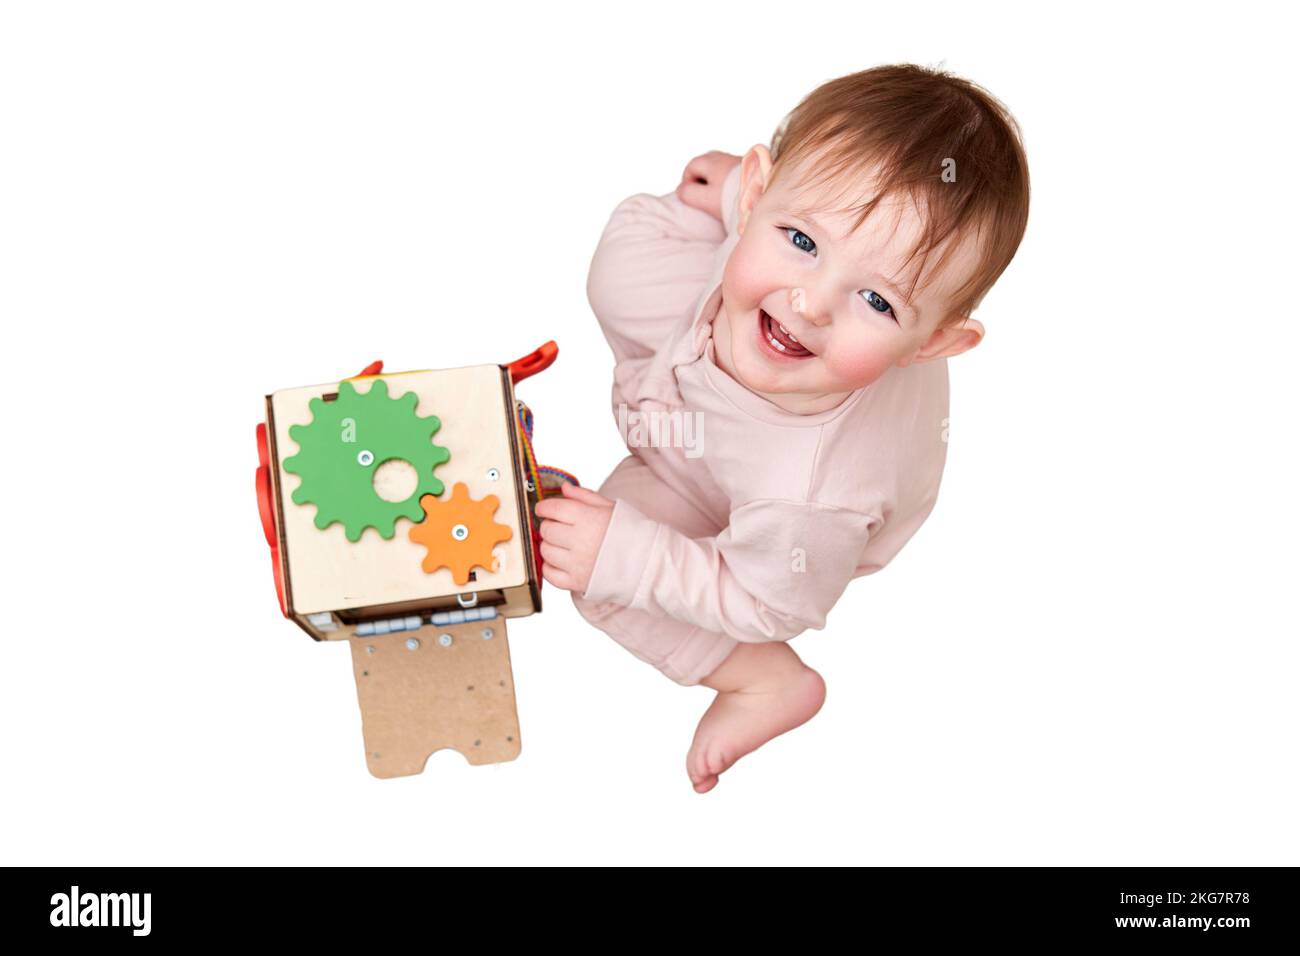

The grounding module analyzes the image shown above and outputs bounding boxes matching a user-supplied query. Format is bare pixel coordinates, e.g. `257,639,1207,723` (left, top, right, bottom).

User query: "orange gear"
409,482,513,585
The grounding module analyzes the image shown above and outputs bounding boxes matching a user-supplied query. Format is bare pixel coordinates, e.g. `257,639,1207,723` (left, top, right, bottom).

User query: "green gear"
282,378,450,542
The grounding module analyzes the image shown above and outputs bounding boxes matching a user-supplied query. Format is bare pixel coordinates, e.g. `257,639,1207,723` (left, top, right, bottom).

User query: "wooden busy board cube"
256,350,556,778
263,363,541,638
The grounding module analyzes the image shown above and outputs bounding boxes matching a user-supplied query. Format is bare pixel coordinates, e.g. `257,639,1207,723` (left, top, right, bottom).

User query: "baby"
535,63,1030,792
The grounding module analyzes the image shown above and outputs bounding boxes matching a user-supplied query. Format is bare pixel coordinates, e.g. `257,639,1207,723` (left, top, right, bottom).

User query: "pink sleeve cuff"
580,496,661,607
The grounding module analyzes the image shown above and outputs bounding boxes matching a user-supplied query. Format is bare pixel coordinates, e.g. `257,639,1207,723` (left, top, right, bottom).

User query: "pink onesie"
571,164,950,686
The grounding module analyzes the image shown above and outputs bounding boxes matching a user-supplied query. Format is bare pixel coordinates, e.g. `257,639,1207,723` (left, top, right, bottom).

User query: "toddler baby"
534,63,1030,792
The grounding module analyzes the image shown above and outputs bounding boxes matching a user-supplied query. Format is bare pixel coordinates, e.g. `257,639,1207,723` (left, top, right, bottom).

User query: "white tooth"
778,322,799,343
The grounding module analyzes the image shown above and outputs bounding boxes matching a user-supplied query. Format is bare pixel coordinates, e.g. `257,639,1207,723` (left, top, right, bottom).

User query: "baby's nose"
789,287,831,325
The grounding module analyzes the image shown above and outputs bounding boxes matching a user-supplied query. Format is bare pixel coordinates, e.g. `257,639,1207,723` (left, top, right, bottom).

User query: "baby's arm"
586,159,743,360
581,494,880,645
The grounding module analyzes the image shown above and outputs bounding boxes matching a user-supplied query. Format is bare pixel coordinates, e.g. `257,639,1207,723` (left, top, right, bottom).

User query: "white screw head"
452,523,469,541
438,633,453,647
487,468,500,481
405,637,419,651
480,627,494,640
357,449,375,467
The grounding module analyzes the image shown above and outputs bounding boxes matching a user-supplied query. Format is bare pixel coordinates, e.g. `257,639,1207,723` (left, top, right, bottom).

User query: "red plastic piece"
530,521,544,586
256,423,289,617
354,360,384,377
506,341,558,384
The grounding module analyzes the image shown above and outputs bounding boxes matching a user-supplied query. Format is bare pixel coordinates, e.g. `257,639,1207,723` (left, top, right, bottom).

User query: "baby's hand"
534,482,617,595
675,150,742,222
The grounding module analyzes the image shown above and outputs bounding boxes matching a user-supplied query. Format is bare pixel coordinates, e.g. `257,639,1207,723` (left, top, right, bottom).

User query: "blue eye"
783,227,816,255
861,289,896,318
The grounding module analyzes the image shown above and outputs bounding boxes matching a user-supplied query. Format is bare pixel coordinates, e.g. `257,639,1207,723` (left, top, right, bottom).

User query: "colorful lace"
516,401,578,498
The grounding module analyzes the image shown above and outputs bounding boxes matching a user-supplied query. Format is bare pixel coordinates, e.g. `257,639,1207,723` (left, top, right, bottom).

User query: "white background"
2,1,1295,865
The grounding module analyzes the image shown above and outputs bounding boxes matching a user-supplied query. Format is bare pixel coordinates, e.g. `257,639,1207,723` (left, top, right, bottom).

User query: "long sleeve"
581,493,880,644
586,164,743,362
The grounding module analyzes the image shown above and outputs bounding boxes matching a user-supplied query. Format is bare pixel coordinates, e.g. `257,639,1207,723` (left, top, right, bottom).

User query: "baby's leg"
687,642,828,794
570,453,828,791
570,453,739,686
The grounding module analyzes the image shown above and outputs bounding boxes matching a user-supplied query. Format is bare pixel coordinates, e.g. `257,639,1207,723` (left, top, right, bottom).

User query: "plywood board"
349,618,522,778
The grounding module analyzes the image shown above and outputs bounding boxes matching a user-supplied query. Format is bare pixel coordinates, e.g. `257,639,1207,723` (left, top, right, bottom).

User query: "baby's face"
713,148,984,415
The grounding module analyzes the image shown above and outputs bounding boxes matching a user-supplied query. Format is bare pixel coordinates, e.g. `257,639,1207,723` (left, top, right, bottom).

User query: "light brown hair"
769,63,1030,327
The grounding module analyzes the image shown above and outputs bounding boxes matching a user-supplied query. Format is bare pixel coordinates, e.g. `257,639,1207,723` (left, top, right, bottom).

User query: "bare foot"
686,643,827,793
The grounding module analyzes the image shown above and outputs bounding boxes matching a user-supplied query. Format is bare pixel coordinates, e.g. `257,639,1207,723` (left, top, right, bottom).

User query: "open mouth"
758,309,814,359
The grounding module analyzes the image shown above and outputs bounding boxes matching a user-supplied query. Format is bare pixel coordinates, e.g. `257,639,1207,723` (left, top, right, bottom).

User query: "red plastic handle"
506,341,558,384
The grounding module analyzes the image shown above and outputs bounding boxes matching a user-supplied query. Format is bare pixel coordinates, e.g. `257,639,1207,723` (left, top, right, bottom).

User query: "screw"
481,627,494,640
405,638,419,651
439,633,453,647
357,449,375,466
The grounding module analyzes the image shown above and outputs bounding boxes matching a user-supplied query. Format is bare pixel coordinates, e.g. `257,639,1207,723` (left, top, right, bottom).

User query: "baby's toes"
687,760,718,794
686,737,729,793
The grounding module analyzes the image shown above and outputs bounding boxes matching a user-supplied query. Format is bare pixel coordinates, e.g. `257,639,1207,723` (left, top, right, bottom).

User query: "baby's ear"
902,318,985,365
736,144,773,236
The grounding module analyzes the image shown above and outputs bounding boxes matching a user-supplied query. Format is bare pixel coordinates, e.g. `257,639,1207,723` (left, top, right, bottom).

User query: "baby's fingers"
682,150,728,184
534,497,584,524
541,561,578,592
539,541,571,572
559,482,614,509
676,178,713,216
539,517,578,548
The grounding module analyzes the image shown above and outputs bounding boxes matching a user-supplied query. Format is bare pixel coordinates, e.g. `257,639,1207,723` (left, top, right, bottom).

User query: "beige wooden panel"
271,366,527,614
